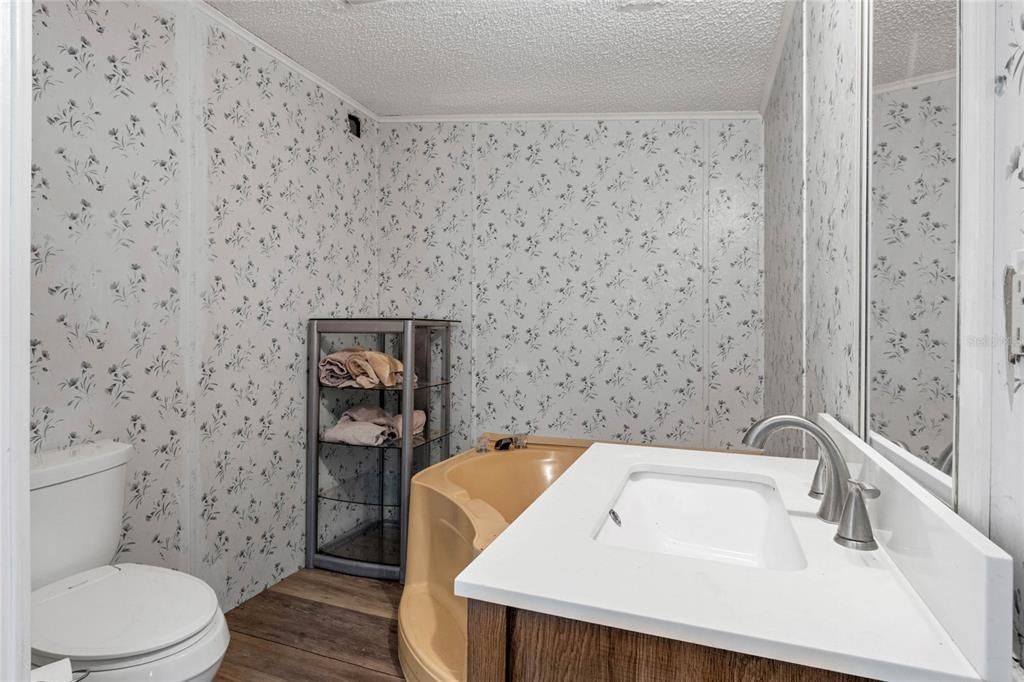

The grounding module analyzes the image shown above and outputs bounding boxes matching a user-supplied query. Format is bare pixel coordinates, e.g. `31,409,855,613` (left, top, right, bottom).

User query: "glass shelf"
319,519,400,566
319,430,452,451
318,476,399,507
319,379,451,392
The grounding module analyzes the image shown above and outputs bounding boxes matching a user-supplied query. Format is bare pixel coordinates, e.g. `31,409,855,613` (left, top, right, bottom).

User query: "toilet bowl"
29,441,229,681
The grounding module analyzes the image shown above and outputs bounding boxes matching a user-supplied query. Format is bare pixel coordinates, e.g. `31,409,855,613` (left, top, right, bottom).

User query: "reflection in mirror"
869,0,958,478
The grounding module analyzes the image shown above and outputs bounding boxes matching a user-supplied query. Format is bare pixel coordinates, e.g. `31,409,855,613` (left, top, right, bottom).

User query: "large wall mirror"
868,0,959,502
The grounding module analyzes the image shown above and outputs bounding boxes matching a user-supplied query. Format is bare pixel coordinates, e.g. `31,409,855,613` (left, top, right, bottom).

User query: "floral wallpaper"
31,0,189,573
870,78,956,466
763,4,806,458
31,1,378,609
705,120,765,446
380,119,765,448
762,0,867,459
377,123,474,451
804,0,865,433
472,120,710,445
991,0,1024,657
194,17,378,606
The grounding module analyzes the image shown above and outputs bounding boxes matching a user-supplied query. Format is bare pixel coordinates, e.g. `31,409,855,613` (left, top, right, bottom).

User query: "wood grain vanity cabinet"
467,599,873,682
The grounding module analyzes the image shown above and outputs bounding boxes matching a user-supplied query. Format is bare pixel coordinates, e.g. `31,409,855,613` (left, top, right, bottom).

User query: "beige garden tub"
397,434,589,682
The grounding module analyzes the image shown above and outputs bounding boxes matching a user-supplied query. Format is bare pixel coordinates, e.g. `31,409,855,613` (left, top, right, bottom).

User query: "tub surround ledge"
455,442,986,682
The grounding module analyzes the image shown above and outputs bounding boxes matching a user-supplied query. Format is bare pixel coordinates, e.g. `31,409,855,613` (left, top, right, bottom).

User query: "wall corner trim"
192,0,381,121
874,69,958,95
377,111,763,123
759,0,799,115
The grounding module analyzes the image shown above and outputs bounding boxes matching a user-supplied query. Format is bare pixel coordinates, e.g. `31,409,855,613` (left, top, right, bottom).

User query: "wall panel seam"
702,120,711,447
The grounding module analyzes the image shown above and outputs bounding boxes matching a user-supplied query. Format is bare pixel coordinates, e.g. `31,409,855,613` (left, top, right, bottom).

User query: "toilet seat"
33,612,224,673
32,563,219,664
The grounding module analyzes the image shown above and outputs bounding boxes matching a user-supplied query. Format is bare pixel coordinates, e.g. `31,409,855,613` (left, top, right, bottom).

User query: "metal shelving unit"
305,318,456,582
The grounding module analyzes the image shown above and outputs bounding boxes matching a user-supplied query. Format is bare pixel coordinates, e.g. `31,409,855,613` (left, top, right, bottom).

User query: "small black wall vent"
347,114,361,138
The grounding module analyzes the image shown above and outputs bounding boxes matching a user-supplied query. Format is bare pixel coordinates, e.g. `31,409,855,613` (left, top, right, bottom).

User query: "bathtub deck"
215,569,405,681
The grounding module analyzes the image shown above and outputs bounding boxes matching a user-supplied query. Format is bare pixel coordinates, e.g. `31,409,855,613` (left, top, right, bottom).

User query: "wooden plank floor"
216,569,405,681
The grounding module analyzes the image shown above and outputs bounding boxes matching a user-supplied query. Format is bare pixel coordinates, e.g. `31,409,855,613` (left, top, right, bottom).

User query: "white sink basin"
594,468,807,571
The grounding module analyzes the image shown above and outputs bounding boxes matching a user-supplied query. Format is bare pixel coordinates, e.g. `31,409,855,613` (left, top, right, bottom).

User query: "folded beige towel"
338,404,426,439
340,404,392,424
321,420,395,446
346,350,403,388
319,348,363,387
319,347,407,388
392,410,426,439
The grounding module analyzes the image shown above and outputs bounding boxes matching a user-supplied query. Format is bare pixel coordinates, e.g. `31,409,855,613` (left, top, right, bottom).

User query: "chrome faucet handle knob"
847,479,880,499
834,481,879,551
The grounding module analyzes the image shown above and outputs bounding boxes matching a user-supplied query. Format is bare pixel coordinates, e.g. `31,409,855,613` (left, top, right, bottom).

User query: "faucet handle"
834,479,879,551
847,479,880,499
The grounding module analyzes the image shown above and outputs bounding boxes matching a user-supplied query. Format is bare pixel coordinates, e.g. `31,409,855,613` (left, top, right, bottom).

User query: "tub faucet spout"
741,415,850,524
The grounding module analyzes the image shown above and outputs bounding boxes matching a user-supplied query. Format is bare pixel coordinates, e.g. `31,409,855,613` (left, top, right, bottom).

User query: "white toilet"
30,440,229,681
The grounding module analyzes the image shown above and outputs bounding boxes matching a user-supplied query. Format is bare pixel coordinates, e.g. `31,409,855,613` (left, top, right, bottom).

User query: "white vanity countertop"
454,443,981,682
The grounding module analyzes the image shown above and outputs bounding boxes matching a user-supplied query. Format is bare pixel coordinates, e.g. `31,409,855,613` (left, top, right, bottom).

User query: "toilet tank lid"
30,440,133,491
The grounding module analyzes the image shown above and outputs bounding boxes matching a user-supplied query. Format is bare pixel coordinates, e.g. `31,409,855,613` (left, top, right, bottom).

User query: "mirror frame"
954,0,995,528
861,0,960,508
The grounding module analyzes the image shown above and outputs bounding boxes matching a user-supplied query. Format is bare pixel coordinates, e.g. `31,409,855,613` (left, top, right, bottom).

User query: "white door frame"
0,0,33,679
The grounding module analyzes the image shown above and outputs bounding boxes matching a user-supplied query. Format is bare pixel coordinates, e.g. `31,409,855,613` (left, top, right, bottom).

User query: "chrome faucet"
741,415,879,550
741,415,851,523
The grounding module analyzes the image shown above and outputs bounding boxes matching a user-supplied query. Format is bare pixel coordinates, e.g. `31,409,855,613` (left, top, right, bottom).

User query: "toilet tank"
30,441,133,590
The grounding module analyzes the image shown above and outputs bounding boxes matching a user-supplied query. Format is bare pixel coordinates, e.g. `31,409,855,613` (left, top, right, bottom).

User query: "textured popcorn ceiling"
874,0,957,86
208,0,786,117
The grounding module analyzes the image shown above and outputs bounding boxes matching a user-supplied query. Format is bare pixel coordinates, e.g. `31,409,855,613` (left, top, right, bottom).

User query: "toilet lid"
32,563,219,661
